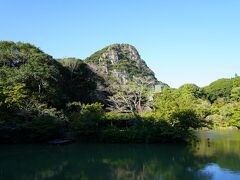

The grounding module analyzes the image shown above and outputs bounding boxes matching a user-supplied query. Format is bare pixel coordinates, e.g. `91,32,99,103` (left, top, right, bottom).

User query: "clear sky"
1,0,240,88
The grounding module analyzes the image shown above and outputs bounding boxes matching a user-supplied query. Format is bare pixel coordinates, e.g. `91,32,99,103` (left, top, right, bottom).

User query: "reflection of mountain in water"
0,130,240,180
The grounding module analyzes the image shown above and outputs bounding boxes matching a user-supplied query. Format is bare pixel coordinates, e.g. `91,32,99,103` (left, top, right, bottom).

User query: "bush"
26,115,61,142
99,117,186,143
0,113,62,143
104,112,135,121
66,101,82,112
169,109,206,131
70,103,104,141
0,101,66,143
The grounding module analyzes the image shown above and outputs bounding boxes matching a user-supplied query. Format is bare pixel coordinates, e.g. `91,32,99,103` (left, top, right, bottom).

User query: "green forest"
0,41,239,143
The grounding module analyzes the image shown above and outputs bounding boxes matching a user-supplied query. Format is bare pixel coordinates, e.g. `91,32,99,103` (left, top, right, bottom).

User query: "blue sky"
1,0,240,87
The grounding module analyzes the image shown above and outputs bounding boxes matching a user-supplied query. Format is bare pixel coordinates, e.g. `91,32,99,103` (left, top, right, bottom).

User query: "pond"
0,129,240,180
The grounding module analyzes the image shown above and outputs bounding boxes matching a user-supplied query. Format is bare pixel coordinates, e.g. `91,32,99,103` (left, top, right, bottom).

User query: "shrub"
104,112,135,121
66,101,82,112
0,113,62,143
70,103,104,141
169,109,205,131
26,115,61,142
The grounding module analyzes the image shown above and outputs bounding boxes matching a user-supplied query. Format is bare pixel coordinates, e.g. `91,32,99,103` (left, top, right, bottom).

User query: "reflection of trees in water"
1,132,240,179
104,145,211,180
0,144,214,180
195,138,240,173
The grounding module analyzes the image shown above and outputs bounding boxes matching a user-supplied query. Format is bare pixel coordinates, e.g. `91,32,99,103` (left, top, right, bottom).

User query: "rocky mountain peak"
99,44,141,65
85,44,160,86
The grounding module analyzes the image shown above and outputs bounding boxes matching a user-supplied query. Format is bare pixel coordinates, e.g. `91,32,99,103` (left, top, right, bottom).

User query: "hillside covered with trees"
0,41,239,143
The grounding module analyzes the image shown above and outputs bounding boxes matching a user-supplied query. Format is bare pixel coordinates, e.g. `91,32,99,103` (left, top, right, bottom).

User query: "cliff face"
85,44,160,86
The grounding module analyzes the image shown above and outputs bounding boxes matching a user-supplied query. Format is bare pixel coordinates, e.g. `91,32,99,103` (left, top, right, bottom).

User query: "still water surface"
0,129,240,180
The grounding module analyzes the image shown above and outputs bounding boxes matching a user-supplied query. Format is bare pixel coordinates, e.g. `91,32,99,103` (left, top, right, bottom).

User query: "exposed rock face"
99,44,141,64
85,44,161,86
84,44,167,109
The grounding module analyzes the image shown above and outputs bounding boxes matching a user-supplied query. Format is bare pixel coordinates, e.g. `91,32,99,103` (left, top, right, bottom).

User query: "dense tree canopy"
203,78,233,102
60,58,98,103
0,41,239,143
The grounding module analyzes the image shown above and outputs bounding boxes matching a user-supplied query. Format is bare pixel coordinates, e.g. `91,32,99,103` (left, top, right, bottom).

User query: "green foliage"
18,57,64,107
25,115,62,142
0,97,3,107
2,83,27,108
104,112,135,121
233,77,240,88
3,41,240,144
70,103,104,140
0,42,67,108
231,104,240,128
204,78,233,102
60,58,97,103
0,41,44,67
0,41,68,143
0,101,65,143
178,84,204,98
69,104,202,143
153,86,179,120
0,114,62,143
231,87,240,101
100,119,189,143
153,85,211,121
66,101,82,112
85,47,108,64
170,109,206,131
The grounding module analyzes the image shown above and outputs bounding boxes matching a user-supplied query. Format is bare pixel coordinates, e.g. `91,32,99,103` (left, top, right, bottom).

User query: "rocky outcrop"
85,44,161,86
99,44,141,64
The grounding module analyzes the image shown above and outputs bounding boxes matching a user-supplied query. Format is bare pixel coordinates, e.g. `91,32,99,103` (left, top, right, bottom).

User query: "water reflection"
200,164,240,180
0,130,240,180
